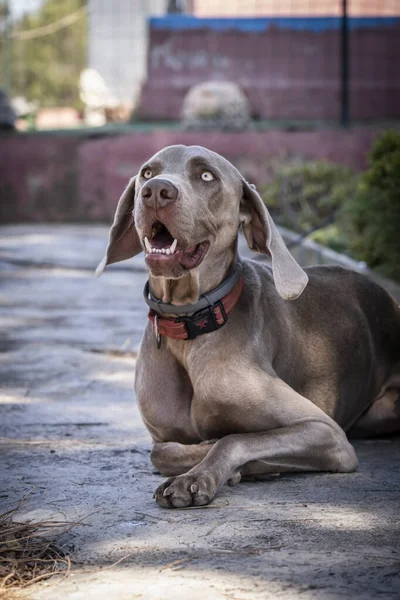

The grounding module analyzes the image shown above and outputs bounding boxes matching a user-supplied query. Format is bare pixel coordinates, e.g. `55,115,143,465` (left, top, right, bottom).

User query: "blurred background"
1,0,400,281
2,0,399,128
2,5,400,596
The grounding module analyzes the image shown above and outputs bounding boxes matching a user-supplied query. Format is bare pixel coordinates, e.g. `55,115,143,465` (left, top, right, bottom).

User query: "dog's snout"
141,178,178,209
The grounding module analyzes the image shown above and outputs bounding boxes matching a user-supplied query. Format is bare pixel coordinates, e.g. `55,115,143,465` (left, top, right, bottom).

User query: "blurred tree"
0,0,8,18
9,0,87,109
0,0,11,92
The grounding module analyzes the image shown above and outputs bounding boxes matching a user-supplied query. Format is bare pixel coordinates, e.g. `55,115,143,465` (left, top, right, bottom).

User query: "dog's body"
98,145,400,508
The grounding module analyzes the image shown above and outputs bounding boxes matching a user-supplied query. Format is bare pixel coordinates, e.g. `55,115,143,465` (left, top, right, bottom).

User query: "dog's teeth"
170,239,178,253
166,248,171,255
161,248,165,254
144,237,152,253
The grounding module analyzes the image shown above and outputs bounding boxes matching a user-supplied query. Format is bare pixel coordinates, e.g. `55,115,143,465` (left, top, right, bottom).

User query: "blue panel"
149,15,400,33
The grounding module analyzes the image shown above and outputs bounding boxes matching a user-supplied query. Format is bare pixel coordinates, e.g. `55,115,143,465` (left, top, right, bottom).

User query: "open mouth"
144,221,209,270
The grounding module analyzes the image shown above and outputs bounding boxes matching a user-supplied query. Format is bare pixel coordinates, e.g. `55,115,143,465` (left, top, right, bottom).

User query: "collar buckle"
177,301,228,340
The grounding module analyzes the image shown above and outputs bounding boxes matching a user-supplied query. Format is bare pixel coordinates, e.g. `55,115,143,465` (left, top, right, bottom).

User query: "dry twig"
0,493,80,591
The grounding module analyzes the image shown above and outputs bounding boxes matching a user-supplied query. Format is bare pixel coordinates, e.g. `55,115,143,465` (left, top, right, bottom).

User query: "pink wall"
140,21,400,121
0,128,383,223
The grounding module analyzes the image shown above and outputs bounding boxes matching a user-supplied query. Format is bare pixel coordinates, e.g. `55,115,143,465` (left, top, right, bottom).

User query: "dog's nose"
141,179,178,209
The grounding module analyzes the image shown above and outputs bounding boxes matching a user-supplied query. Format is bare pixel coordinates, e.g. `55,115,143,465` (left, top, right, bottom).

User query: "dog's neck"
148,245,237,306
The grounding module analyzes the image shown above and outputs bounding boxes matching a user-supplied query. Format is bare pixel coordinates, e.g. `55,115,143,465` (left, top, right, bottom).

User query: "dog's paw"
154,473,217,508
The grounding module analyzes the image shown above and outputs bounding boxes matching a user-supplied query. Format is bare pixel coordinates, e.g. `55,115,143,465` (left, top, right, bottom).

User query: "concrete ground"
1,224,399,600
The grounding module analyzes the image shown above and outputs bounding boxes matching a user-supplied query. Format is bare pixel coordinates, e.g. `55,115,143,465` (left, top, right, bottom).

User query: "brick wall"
139,16,400,121
0,127,384,223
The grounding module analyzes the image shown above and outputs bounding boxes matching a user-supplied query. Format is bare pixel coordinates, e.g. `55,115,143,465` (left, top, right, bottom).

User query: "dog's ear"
96,176,142,276
240,180,308,300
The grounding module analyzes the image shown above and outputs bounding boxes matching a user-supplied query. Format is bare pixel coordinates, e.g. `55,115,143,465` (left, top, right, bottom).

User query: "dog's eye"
143,169,153,179
201,171,215,182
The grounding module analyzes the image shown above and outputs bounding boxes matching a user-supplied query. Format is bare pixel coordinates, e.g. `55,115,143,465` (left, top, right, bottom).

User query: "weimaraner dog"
98,144,400,508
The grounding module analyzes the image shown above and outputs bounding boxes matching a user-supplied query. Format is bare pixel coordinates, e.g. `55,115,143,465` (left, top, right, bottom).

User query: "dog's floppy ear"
96,176,142,276
240,180,308,300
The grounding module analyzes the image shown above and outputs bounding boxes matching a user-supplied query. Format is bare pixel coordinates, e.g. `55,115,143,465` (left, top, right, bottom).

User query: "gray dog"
98,144,400,508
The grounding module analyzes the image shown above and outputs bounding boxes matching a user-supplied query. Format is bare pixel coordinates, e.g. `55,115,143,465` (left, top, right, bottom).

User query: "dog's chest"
167,338,272,439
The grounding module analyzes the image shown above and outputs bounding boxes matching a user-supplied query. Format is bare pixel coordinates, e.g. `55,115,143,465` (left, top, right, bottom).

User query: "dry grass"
0,493,79,594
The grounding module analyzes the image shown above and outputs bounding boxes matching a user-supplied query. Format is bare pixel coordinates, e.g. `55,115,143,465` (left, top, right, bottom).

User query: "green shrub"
342,130,400,281
260,134,400,282
310,223,349,254
260,156,357,251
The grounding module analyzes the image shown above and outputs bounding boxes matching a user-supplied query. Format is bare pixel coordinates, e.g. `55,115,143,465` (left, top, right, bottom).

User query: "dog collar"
144,265,244,346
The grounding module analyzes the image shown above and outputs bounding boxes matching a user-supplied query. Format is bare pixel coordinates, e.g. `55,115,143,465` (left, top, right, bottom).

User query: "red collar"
148,277,244,345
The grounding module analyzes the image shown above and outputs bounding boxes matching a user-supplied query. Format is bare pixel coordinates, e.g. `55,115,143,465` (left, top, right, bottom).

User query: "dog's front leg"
151,439,218,476
155,419,357,508
154,381,358,508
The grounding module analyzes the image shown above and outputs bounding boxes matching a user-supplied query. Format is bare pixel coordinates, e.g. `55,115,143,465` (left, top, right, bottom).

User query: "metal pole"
340,0,349,127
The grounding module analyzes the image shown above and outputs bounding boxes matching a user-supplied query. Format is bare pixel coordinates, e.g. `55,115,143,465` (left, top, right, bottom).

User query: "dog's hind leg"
348,389,400,438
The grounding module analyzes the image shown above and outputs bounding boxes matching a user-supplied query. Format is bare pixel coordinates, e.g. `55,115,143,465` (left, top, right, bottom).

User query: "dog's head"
97,145,308,300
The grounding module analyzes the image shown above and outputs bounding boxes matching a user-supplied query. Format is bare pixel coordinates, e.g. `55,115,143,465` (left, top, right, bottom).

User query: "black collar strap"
143,264,242,316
